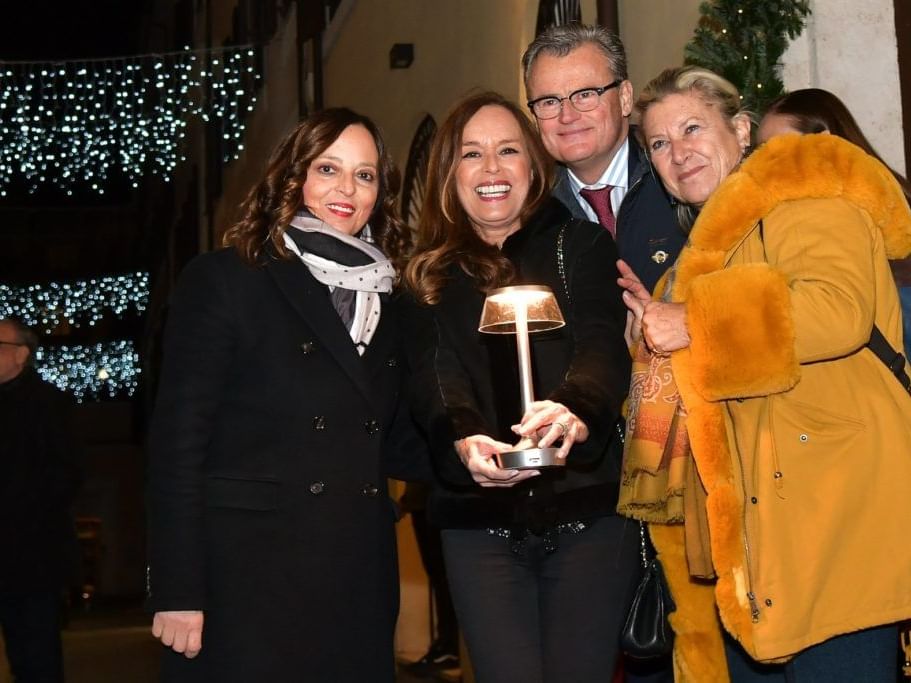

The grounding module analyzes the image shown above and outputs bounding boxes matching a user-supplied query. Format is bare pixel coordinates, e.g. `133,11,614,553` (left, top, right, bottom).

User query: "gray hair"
0,318,38,365
522,23,628,88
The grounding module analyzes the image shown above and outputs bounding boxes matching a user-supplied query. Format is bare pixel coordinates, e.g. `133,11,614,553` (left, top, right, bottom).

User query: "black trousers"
410,509,459,651
0,591,64,683
442,515,640,683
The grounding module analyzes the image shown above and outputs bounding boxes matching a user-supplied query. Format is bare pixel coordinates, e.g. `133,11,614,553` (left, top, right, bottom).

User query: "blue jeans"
724,623,898,682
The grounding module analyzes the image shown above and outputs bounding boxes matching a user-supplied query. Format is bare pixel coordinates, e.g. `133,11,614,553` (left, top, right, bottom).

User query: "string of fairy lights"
1,272,148,401
1,46,259,396
0,44,260,195
1,272,149,331
35,341,140,402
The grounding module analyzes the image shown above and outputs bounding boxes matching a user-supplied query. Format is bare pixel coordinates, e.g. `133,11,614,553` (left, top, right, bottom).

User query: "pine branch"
684,0,810,112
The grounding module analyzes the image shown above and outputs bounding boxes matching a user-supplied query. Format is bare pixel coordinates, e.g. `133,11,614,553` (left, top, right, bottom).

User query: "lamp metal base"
496,447,564,470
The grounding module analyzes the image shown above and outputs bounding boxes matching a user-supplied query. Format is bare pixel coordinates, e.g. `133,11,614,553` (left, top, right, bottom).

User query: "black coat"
147,248,426,682
399,199,631,531
0,368,81,592
553,131,685,292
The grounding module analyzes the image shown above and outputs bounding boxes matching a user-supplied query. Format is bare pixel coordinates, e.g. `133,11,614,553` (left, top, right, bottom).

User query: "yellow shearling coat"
652,133,911,681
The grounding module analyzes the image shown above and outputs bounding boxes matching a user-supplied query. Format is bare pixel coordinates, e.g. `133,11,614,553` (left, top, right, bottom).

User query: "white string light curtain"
0,45,260,196
36,341,141,402
0,271,149,332
0,272,149,400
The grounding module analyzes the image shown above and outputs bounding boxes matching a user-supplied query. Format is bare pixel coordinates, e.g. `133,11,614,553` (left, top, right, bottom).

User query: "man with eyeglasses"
522,23,684,292
0,318,81,683
522,25,678,683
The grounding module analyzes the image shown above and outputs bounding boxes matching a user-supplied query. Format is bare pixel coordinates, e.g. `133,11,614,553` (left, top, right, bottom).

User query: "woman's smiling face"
643,91,751,206
455,105,532,245
302,124,380,235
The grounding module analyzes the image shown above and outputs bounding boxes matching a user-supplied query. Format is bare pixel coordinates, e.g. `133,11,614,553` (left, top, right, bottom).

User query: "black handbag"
620,522,676,659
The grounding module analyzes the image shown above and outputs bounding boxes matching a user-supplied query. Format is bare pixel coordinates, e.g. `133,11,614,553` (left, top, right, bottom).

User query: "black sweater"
400,199,631,530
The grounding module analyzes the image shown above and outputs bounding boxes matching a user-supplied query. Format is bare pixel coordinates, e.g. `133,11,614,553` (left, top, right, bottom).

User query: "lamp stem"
514,299,535,413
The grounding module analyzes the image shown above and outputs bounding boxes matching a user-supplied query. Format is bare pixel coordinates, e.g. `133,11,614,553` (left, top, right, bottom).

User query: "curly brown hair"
223,108,411,273
404,92,554,304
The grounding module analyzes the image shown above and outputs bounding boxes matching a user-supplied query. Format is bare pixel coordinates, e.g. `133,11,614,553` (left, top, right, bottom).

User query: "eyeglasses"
527,79,624,120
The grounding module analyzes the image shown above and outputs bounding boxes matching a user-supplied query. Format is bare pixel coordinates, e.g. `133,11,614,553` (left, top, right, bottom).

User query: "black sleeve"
397,292,486,488
382,377,434,483
549,228,631,463
146,254,238,612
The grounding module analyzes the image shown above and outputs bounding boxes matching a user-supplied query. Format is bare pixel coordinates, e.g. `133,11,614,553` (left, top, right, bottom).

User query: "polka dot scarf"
284,213,394,355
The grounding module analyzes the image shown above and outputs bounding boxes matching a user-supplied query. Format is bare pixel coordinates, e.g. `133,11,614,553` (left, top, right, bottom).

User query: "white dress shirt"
567,137,630,224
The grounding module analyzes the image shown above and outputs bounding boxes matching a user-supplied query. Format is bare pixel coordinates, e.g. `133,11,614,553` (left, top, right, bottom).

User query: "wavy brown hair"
223,108,411,272
764,88,911,203
405,92,554,304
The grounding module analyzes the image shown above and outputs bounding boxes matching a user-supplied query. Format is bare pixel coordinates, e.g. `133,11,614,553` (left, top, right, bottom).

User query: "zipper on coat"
728,404,761,624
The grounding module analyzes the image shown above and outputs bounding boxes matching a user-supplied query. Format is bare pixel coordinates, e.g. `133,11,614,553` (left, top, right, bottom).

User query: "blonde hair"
635,66,752,228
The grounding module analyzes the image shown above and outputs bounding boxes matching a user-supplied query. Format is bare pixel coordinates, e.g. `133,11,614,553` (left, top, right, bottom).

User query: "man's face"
0,322,28,384
526,43,633,184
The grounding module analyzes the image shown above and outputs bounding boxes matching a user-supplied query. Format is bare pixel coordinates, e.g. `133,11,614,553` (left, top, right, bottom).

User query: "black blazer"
400,199,631,530
147,248,426,682
552,130,685,292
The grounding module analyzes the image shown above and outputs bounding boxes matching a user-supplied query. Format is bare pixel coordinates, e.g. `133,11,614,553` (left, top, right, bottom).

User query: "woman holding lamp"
400,91,638,683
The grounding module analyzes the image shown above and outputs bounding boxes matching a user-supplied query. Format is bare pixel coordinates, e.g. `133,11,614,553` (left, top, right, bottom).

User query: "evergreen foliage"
684,0,811,113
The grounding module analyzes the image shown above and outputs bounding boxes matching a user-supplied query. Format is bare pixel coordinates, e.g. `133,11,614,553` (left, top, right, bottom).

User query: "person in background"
147,108,427,683
0,318,82,683
401,91,637,683
398,482,461,676
618,65,911,682
522,22,683,293
759,87,911,361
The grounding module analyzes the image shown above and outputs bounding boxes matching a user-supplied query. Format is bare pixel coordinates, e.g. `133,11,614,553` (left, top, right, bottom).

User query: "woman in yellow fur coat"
617,66,911,682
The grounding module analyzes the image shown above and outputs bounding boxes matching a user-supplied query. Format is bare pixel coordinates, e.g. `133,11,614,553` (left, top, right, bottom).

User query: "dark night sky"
0,1,146,60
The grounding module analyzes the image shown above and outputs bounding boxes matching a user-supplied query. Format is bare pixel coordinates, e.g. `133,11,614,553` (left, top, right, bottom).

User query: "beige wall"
620,0,701,97
781,0,904,171
323,0,536,168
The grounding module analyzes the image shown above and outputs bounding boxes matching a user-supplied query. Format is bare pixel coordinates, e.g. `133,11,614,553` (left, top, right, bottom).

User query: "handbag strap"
638,521,650,569
557,222,571,303
758,219,911,396
868,325,911,395
614,410,649,569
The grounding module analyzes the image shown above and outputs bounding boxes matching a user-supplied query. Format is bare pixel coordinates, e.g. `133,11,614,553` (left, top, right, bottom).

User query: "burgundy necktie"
579,186,616,238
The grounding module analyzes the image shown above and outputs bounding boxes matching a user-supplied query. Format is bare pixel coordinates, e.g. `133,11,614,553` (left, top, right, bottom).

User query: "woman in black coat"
400,92,639,683
147,108,426,682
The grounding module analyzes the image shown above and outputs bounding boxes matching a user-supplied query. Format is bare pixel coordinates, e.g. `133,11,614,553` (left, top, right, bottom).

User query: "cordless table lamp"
478,284,565,469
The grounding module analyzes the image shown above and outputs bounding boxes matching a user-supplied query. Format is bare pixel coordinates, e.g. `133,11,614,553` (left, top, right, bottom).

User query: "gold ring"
556,421,568,437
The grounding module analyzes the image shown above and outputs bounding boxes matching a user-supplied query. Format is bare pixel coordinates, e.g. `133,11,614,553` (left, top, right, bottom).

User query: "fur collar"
686,133,911,260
